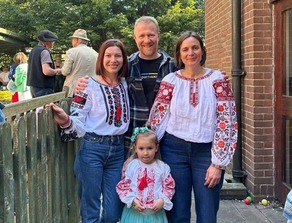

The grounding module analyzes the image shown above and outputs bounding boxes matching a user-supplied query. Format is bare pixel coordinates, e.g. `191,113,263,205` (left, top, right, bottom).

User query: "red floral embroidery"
219,122,226,129
218,141,225,148
155,82,174,103
218,105,224,112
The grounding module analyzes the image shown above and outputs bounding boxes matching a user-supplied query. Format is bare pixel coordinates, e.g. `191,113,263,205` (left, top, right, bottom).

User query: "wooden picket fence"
0,92,80,223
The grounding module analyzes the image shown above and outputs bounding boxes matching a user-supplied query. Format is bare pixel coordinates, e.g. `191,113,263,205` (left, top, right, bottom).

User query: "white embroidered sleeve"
211,79,238,167
60,90,92,141
159,164,175,211
116,163,136,208
149,81,174,140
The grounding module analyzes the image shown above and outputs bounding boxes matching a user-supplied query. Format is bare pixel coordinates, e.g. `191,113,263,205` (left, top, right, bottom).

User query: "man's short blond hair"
134,16,160,33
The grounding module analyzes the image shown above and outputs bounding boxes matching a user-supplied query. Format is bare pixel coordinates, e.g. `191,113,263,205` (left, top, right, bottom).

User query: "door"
275,0,292,203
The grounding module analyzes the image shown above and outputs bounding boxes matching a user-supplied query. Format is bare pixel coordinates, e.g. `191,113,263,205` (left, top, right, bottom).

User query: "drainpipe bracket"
231,69,246,77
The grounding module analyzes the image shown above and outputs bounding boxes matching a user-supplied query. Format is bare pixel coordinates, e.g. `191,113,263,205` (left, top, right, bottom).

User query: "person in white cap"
61,29,98,97
27,30,62,97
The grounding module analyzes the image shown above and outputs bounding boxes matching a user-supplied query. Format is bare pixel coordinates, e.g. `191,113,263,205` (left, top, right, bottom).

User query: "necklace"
102,75,120,86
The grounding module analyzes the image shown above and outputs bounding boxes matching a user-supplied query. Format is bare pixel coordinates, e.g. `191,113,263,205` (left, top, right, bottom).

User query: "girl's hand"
204,164,222,189
132,198,144,212
152,198,164,212
50,103,69,125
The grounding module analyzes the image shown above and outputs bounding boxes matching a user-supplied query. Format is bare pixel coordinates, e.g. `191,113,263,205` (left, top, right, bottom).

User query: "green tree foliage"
158,0,204,55
0,0,204,59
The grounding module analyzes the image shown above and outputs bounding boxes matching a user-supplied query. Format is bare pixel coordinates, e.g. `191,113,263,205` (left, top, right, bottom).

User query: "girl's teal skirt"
120,206,168,223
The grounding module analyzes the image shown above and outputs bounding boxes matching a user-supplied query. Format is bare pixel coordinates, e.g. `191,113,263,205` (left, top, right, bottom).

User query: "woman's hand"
204,164,222,189
50,103,69,126
75,76,89,93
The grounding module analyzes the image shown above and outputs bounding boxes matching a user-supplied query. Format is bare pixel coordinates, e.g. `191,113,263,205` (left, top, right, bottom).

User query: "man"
27,30,62,98
125,16,179,149
61,29,98,97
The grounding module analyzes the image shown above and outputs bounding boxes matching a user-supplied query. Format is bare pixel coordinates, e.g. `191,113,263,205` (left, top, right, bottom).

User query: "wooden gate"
0,93,80,223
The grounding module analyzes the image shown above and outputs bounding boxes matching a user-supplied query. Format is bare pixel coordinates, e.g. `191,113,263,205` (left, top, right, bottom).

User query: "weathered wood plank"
26,112,38,223
2,91,67,119
0,122,14,223
13,116,29,222
38,109,49,222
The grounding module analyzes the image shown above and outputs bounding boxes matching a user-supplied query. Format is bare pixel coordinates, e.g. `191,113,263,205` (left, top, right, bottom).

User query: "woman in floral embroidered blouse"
148,31,238,223
50,39,130,222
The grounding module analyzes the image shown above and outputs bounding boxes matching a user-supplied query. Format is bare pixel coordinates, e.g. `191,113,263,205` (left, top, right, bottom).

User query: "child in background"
116,127,175,223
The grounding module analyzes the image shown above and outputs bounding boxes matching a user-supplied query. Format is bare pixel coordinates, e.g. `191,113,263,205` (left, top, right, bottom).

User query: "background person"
54,54,65,93
0,102,5,123
50,39,129,222
116,127,175,223
9,54,21,102
61,29,98,97
148,31,238,223
27,29,62,98
14,52,32,101
0,66,9,87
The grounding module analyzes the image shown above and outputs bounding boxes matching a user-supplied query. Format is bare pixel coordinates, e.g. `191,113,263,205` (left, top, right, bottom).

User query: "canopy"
0,28,32,54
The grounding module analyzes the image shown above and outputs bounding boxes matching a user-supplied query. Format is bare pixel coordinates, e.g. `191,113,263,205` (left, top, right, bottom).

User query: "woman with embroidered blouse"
50,39,130,223
116,127,175,223
147,31,238,223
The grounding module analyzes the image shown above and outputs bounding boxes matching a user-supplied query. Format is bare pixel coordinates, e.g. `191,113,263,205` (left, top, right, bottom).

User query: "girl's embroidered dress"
59,76,130,140
116,159,175,223
149,69,238,168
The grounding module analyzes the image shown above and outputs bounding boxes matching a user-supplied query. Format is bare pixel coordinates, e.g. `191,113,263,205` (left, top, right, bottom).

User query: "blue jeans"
160,133,224,223
74,133,124,223
30,86,54,98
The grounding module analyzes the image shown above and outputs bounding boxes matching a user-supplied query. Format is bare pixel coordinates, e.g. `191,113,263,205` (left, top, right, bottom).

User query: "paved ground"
191,199,286,222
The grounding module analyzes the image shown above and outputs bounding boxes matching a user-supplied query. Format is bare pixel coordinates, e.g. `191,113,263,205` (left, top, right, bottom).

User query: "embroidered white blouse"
148,69,238,167
60,77,130,141
116,159,175,212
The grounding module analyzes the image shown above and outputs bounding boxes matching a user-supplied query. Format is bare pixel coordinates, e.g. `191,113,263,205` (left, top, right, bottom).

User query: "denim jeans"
30,86,54,98
160,133,224,223
74,133,124,223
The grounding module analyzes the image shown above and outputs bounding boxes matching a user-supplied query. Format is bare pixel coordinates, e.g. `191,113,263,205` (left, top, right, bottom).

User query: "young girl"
116,127,175,223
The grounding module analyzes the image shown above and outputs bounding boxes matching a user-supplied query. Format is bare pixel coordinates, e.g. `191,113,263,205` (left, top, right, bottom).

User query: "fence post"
0,122,14,223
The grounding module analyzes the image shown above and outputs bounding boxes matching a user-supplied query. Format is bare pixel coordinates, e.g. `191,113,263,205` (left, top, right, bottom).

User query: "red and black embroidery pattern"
103,84,128,127
72,91,88,109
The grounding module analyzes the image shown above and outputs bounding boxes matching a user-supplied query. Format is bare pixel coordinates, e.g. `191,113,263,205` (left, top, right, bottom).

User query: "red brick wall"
205,0,275,201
